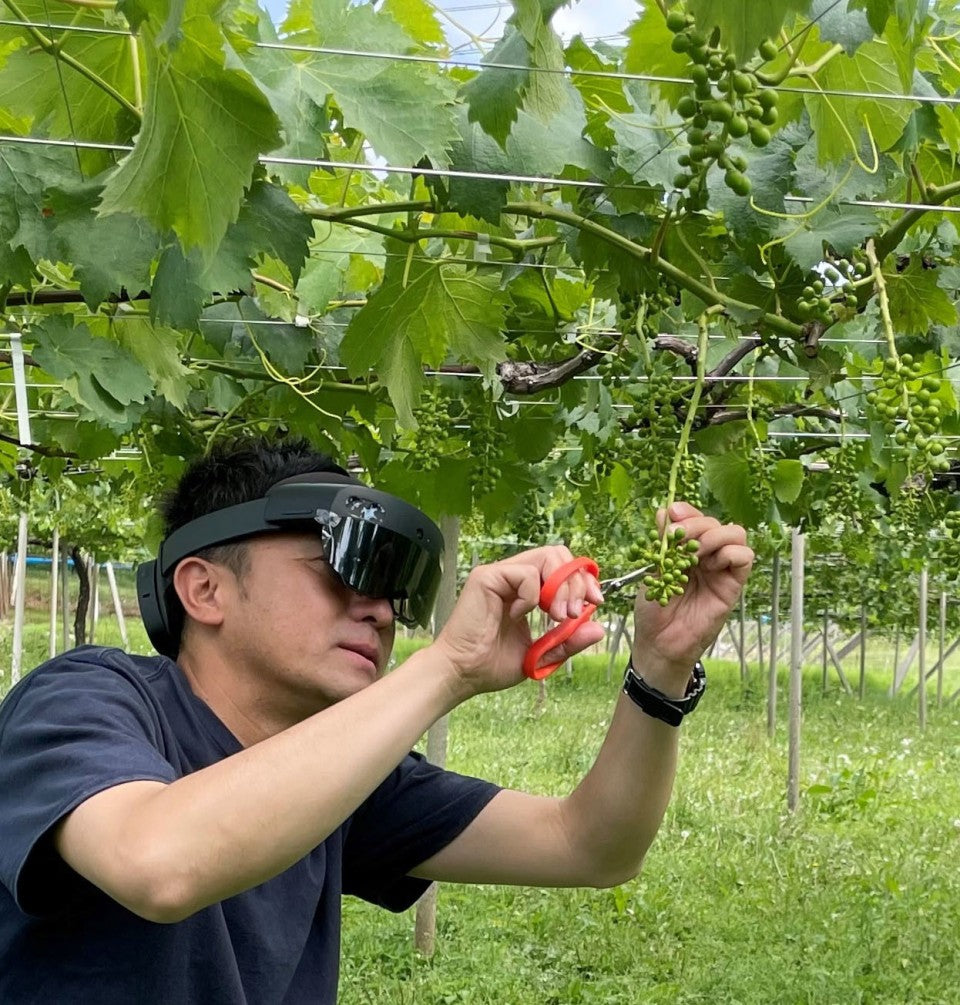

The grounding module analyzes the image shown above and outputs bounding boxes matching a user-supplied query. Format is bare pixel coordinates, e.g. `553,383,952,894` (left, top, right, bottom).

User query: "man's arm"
53,550,602,923
413,504,752,889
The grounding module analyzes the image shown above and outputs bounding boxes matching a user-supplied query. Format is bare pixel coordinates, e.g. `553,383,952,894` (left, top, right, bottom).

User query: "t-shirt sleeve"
0,659,178,917
342,752,500,912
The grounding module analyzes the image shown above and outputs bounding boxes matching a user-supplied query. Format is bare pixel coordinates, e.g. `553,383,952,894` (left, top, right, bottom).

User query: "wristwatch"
622,659,706,727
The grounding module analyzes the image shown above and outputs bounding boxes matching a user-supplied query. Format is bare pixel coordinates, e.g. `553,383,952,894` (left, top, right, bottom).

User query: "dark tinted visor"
324,515,440,627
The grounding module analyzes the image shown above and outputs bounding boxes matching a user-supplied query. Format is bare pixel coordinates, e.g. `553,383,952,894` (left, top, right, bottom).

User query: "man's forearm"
59,648,469,921
560,692,680,886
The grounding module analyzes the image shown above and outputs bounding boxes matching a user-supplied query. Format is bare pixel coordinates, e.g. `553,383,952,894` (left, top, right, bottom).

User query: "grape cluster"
676,452,705,510
665,9,780,209
796,256,867,323
865,354,950,472
469,410,504,498
631,367,686,495
937,510,960,576
411,387,450,471
627,525,700,607
825,445,866,527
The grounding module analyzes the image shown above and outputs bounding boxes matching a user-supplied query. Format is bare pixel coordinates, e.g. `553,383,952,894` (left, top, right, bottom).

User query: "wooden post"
49,528,60,660
11,512,28,687
105,562,129,649
756,617,764,670
88,556,100,644
415,515,460,958
767,553,780,738
938,591,947,708
60,547,70,652
0,550,8,619
858,605,867,701
787,529,804,813
821,610,829,695
739,591,747,681
918,567,927,731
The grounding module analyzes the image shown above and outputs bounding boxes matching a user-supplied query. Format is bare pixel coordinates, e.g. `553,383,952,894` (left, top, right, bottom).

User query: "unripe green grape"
728,114,749,138
759,39,779,62
749,124,771,147
677,95,698,118
666,10,688,32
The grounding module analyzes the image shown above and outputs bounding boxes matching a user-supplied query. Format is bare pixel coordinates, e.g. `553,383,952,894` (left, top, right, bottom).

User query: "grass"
3,585,960,1002
338,650,960,1005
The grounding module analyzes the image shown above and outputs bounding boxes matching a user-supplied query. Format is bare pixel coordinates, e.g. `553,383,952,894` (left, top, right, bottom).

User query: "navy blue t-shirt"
0,646,500,1004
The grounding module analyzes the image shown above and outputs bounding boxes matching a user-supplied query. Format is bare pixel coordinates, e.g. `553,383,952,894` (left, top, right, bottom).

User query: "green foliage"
3,0,960,548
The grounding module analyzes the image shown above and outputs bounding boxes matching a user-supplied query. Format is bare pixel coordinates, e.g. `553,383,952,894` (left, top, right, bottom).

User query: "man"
0,438,752,1003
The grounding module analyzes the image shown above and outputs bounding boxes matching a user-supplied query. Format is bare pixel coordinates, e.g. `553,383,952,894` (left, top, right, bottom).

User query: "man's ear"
172,557,228,628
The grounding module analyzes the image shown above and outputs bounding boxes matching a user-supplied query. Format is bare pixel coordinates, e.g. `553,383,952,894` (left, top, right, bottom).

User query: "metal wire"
4,132,960,218
3,19,955,108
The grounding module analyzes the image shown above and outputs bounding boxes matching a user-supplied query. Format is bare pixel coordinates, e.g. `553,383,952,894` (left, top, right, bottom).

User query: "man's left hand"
632,502,753,697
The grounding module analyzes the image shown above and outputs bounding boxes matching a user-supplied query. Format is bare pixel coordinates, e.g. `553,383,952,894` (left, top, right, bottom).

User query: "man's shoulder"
0,646,170,722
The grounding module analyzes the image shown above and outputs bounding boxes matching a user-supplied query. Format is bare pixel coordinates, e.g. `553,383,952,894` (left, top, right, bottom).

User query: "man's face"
214,532,397,719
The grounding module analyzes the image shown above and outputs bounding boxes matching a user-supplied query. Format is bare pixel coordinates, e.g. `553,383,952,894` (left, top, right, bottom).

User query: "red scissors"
522,558,656,680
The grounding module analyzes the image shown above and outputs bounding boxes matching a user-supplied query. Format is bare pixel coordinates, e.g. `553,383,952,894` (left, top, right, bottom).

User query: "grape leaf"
623,6,691,107
99,31,281,255
773,459,805,503
89,316,195,411
0,144,76,263
151,242,207,329
0,9,137,170
849,0,892,33
886,259,958,335
41,181,159,307
341,244,508,426
382,0,444,46
31,316,155,428
802,39,918,163
781,205,878,269
269,0,458,167
704,451,765,526
687,0,810,63
811,0,874,55
449,85,609,220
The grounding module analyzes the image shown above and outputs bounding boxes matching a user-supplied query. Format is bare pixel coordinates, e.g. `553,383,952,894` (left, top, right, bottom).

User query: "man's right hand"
431,546,606,696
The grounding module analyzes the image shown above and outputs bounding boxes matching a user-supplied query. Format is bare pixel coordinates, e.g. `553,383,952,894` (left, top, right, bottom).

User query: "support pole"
105,562,129,649
918,567,927,731
821,610,829,695
60,547,70,652
11,512,28,687
787,530,804,813
739,591,747,681
858,605,867,701
415,515,460,958
938,591,947,708
767,554,780,738
49,528,60,660
0,551,8,619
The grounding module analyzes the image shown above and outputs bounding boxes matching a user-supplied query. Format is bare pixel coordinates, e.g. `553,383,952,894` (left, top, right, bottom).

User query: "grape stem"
659,314,708,563
865,238,898,363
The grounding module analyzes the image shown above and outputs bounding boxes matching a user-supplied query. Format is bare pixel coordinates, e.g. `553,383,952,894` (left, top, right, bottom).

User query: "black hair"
161,436,351,535
160,437,352,625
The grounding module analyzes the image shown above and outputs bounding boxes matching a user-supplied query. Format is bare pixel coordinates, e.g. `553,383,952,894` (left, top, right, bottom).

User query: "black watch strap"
621,660,706,727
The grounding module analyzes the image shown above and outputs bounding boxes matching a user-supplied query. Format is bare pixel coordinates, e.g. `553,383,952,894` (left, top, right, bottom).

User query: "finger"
466,562,542,621
698,544,754,582
560,571,604,619
689,523,749,561
666,514,723,543
665,500,704,522
535,620,606,667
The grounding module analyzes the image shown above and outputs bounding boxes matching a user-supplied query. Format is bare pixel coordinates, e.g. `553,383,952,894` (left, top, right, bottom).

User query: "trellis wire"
5,19,955,109
4,132,960,218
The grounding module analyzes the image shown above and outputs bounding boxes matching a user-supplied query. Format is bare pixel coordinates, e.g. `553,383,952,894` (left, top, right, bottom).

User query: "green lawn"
2,607,959,1003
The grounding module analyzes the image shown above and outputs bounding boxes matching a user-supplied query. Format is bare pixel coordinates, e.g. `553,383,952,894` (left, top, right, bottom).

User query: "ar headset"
137,472,445,659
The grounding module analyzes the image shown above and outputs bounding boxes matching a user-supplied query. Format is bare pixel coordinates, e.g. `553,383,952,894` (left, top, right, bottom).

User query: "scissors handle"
522,557,600,681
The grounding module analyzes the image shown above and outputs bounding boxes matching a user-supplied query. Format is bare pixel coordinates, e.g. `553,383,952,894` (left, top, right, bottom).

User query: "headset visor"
322,511,439,626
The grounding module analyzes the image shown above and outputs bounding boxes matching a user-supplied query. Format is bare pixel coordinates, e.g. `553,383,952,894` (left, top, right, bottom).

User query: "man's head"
137,437,443,723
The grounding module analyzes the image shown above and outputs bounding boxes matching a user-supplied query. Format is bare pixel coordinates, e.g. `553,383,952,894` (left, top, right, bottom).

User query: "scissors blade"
599,563,656,593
